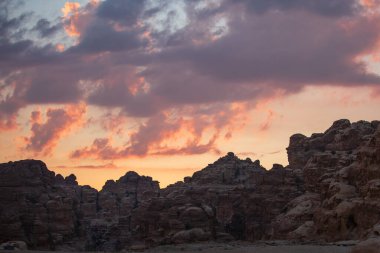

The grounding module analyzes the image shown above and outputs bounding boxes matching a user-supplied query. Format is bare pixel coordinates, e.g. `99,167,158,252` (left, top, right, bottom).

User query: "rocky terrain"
0,119,379,252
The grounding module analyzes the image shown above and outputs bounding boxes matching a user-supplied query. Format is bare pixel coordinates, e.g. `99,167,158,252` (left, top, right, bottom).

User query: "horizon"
1,0,380,190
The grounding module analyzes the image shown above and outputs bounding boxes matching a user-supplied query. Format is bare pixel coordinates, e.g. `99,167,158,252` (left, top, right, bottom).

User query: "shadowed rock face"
282,120,380,242
0,119,379,251
0,161,160,251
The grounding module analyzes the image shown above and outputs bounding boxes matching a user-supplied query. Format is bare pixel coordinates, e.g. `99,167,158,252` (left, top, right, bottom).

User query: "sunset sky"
1,0,380,189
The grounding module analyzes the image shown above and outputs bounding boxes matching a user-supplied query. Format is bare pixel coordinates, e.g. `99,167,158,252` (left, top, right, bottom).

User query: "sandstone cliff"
0,119,379,251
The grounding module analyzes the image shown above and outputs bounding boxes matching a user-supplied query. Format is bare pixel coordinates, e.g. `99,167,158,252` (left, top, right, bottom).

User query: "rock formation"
282,119,380,241
0,119,379,251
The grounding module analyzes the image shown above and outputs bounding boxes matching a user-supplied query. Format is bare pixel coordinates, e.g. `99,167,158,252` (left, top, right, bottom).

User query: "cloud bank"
1,0,380,158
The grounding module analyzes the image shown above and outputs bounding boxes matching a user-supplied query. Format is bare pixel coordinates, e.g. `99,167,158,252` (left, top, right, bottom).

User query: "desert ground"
142,242,353,253
0,243,352,253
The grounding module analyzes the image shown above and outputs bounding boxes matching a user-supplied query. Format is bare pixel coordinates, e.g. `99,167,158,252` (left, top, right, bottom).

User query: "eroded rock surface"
283,119,380,242
0,119,379,251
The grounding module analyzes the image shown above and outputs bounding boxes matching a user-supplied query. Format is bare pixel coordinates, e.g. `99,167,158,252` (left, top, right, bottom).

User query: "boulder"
172,228,209,244
351,238,380,253
0,241,28,250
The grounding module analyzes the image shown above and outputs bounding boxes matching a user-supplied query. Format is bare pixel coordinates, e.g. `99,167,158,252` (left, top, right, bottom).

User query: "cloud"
71,103,248,159
0,1,29,38
0,113,16,130
259,110,276,132
360,0,379,8
371,87,380,98
96,0,147,25
70,20,145,53
229,0,360,17
148,10,380,89
70,111,221,159
237,152,257,157
0,78,25,130
2,0,380,117
55,162,117,169
24,103,86,155
62,2,81,37
1,0,380,158
33,19,61,38
93,110,128,135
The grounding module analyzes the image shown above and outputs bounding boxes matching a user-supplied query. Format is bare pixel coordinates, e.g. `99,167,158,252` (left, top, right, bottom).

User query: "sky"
1,0,380,190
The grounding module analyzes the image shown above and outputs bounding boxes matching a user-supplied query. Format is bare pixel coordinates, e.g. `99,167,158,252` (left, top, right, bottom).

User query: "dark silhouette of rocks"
0,119,379,251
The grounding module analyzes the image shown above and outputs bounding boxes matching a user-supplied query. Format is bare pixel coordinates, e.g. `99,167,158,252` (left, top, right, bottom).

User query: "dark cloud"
232,0,360,17
25,76,83,104
97,0,147,25
0,0,29,38
1,0,380,160
137,11,380,109
0,40,32,64
0,0,35,73
0,95,20,130
70,20,146,53
33,19,61,38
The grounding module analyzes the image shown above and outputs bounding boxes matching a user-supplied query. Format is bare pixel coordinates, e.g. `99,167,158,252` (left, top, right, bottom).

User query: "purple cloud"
1,0,380,158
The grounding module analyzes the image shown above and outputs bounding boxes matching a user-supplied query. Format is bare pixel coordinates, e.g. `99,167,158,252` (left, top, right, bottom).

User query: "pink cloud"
259,110,276,132
62,2,81,37
55,162,116,169
371,87,380,98
61,1,99,38
1,0,380,161
24,103,86,155
0,115,17,131
71,103,249,159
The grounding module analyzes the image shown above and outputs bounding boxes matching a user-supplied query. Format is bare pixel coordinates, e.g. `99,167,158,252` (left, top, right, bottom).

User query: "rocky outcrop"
129,153,303,247
283,119,380,242
86,172,159,251
0,160,80,249
0,119,379,251
0,160,160,251
351,237,380,253
0,241,28,250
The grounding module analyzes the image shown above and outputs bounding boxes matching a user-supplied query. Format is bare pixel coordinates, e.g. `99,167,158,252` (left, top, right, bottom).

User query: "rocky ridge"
0,119,379,251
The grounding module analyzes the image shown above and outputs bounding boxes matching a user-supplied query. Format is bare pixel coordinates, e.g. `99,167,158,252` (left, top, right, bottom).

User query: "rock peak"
215,152,240,163
324,118,351,133
0,119,379,251
227,151,235,157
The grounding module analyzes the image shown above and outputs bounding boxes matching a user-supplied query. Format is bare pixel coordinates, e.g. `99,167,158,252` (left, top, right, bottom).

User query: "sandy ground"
0,242,355,253
135,241,356,253
142,242,354,253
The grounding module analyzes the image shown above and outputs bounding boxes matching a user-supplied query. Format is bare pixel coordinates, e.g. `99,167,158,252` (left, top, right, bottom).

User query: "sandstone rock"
271,192,320,238
289,221,315,240
172,228,208,244
65,174,78,185
0,241,28,250
129,243,147,251
0,119,379,250
351,237,380,253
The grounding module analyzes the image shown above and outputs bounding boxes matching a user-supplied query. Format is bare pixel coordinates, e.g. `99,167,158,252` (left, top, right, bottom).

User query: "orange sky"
1,0,380,190
2,85,379,189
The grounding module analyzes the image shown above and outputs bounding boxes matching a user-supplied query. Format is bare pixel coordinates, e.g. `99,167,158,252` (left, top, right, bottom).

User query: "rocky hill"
0,119,379,251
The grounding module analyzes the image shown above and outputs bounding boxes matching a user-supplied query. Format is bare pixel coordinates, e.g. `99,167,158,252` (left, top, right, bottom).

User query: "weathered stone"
0,119,379,250
0,240,28,250
351,237,380,253
172,228,209,244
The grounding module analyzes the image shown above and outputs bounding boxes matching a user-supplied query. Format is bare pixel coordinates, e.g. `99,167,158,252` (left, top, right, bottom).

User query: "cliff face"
277,119,380,241
0,161,160,251
0,119,379,251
